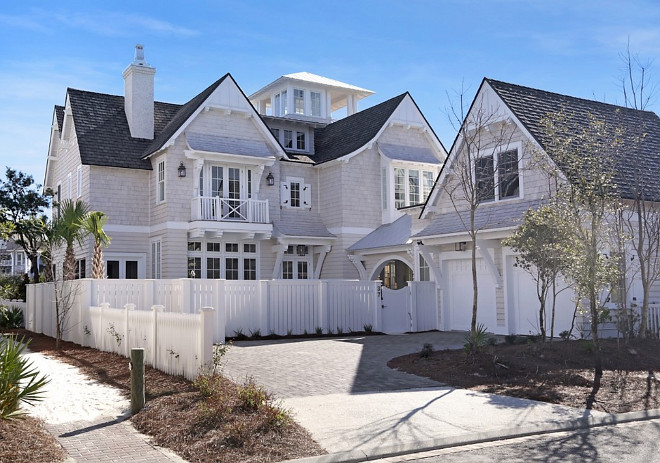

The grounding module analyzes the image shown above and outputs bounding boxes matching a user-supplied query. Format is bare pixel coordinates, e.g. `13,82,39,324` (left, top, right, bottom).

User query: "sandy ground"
23,350,129,424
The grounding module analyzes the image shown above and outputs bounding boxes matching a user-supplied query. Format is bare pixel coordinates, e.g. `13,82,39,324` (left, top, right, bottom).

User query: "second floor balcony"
191,196,269,224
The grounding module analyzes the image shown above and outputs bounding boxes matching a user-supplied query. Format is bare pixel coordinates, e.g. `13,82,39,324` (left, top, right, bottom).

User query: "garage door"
445,258,498,333
506,256,576,337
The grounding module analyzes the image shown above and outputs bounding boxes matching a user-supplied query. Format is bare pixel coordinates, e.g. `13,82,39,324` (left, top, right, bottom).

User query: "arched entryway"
372,259,413,333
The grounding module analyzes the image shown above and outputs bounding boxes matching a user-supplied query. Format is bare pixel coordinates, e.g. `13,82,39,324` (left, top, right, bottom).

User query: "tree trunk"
29,253,40,283
92,241,105,279
64,245,76,281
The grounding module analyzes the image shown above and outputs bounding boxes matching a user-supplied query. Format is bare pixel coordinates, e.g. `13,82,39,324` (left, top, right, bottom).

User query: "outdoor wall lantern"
296,245,308,256
266,172,275,186
177,162,187,178
455,242,467,252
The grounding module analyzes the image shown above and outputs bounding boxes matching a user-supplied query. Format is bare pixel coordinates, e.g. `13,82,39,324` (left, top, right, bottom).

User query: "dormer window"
274,90,288,116
283,130,293,149
475,148,520,203
296,131,306,150
294,89,304,115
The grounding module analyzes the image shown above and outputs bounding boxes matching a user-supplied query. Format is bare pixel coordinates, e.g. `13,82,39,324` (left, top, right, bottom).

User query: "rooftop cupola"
123,44,156,139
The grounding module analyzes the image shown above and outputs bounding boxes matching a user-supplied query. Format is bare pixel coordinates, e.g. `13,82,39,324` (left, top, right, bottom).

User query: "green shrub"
0,306,23,329
315,326,323,335
238,378,269,411
0,336,49,419
0,275,26,302
420,343,433,358
464,323,488,354
233,328,248,340
363,324,373,333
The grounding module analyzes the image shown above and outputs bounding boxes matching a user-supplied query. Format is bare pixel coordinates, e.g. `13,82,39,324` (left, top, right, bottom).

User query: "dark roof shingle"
313,93,407,164
487,78,660,201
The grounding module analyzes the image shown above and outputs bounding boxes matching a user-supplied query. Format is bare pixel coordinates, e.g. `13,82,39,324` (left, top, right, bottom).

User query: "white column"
272,244,287,279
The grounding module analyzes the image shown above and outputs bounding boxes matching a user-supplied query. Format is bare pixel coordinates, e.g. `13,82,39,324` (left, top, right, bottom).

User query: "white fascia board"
327,226,375,235
184,149,275,167
276,236,336,245
416,226,514,245
350,243,411,256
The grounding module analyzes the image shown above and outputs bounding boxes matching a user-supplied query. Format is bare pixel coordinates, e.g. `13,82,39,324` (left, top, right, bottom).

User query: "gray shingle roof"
186,133,273,158
348,214,412,251
313,93,407,164
273,211,335,238
67,88,180,170
487,78,660,202
414,199,543,238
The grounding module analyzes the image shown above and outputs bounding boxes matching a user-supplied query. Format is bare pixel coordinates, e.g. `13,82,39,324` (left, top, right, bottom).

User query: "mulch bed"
388,337,660,413
0,416,66,463
3,329,325,463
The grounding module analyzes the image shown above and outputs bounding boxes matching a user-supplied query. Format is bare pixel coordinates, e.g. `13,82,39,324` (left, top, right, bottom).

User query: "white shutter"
302,183,312,209
280,182,290,207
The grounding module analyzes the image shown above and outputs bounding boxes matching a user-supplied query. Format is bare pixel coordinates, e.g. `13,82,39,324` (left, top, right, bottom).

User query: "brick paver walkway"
222,331,467,398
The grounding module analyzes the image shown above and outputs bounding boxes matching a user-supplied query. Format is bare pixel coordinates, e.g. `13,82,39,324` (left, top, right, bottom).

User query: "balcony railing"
191,196,269,224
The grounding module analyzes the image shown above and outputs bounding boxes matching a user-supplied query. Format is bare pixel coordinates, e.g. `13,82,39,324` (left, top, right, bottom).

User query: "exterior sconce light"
177,162,187,178
266,172,275,186
455,242,467,252
296,245,308,256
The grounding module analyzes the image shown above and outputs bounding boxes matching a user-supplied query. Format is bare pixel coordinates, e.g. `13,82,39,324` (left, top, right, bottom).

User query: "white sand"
22,351,129,424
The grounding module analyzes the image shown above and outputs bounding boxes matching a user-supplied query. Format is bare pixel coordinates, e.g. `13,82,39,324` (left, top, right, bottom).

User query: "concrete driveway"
222,331,466,398
221,332,610,459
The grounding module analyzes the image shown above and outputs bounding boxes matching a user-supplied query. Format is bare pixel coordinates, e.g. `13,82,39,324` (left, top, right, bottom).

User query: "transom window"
475,149,520,202
187,240,258,280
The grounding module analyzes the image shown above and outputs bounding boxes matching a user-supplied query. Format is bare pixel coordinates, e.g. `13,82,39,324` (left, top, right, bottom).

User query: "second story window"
475,148,520,203
77,166,82,198
294,89,304,114
296,131,306,150
311,92,321,117
283,130,293,149
281,177,311,209
393,167,435,208
498,149,519,199
157,160,165,203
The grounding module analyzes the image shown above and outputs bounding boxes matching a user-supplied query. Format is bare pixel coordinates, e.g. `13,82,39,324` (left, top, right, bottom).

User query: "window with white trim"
296,131,306,150
294,89,304,114
151,240,161,279
393,167,435,208
274,90,288,116
311,92,321,117
187,240,258,279
77,166,82,198
475,148,520,203
419,255,430,281
157,160,165,203
280,177,311,209
283,130,293,149
282,245,311,279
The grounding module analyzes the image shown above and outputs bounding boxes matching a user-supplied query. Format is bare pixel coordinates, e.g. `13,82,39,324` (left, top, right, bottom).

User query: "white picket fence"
24,281,214,380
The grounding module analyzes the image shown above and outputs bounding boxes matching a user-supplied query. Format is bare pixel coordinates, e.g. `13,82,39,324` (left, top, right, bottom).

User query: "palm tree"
81,211,111,278
55,200,89,281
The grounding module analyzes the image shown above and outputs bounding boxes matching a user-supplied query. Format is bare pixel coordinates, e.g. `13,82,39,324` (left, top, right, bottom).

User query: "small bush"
0,275,26,301
238,378,269,412
233,328,248,340
464,323,488,354
0,306,23,329
315,326,323,335
420,343,433,358
0,336,50,419
336,326,343,335
363,324,373,333
248,328,261,339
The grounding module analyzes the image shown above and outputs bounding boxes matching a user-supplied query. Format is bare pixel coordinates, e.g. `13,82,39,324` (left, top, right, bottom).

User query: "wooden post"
130,348,145,415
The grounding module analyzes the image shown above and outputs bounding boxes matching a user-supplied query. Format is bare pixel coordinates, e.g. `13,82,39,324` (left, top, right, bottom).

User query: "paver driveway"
222,331,466,398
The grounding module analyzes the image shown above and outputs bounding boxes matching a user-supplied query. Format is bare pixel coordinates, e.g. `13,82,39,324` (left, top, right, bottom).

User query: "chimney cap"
133,44,149,66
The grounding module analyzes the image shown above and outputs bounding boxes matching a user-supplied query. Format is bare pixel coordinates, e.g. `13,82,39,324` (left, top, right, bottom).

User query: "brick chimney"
123,44,155,139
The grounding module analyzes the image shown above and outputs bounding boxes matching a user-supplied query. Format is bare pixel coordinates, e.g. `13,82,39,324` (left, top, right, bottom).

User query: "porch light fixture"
455,242,467,252
296,245,308,256
177,162,187,178
266,172,275,186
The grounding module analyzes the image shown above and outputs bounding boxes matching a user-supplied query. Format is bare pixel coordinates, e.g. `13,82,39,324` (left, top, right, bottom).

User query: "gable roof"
487,78,660,201
313,93,407,164
67,88,181,170
348,214,412,251
143,75,228,157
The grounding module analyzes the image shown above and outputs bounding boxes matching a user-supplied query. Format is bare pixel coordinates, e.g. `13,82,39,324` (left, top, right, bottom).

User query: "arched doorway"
373,259,413,333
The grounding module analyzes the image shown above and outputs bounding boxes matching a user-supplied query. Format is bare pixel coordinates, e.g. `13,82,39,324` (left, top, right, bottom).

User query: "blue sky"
2,0,660,185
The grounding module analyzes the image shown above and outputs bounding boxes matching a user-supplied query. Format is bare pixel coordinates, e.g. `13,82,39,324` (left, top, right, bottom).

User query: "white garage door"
445,258,498,333
506,256,576,337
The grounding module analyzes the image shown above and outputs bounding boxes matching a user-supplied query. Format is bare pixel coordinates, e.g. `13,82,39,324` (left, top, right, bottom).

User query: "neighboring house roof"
415,199,543,238
143,75,228,157
67,88,180,170
54,105,64,132
186,133,273,158
487,78,660,201
378,143,438,164
348,214,412,251
273,211,335,238
313,93,407,164
283,72,374,95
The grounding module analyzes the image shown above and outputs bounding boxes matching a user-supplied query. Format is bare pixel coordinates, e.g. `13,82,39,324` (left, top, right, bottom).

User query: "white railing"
191,196,269,223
